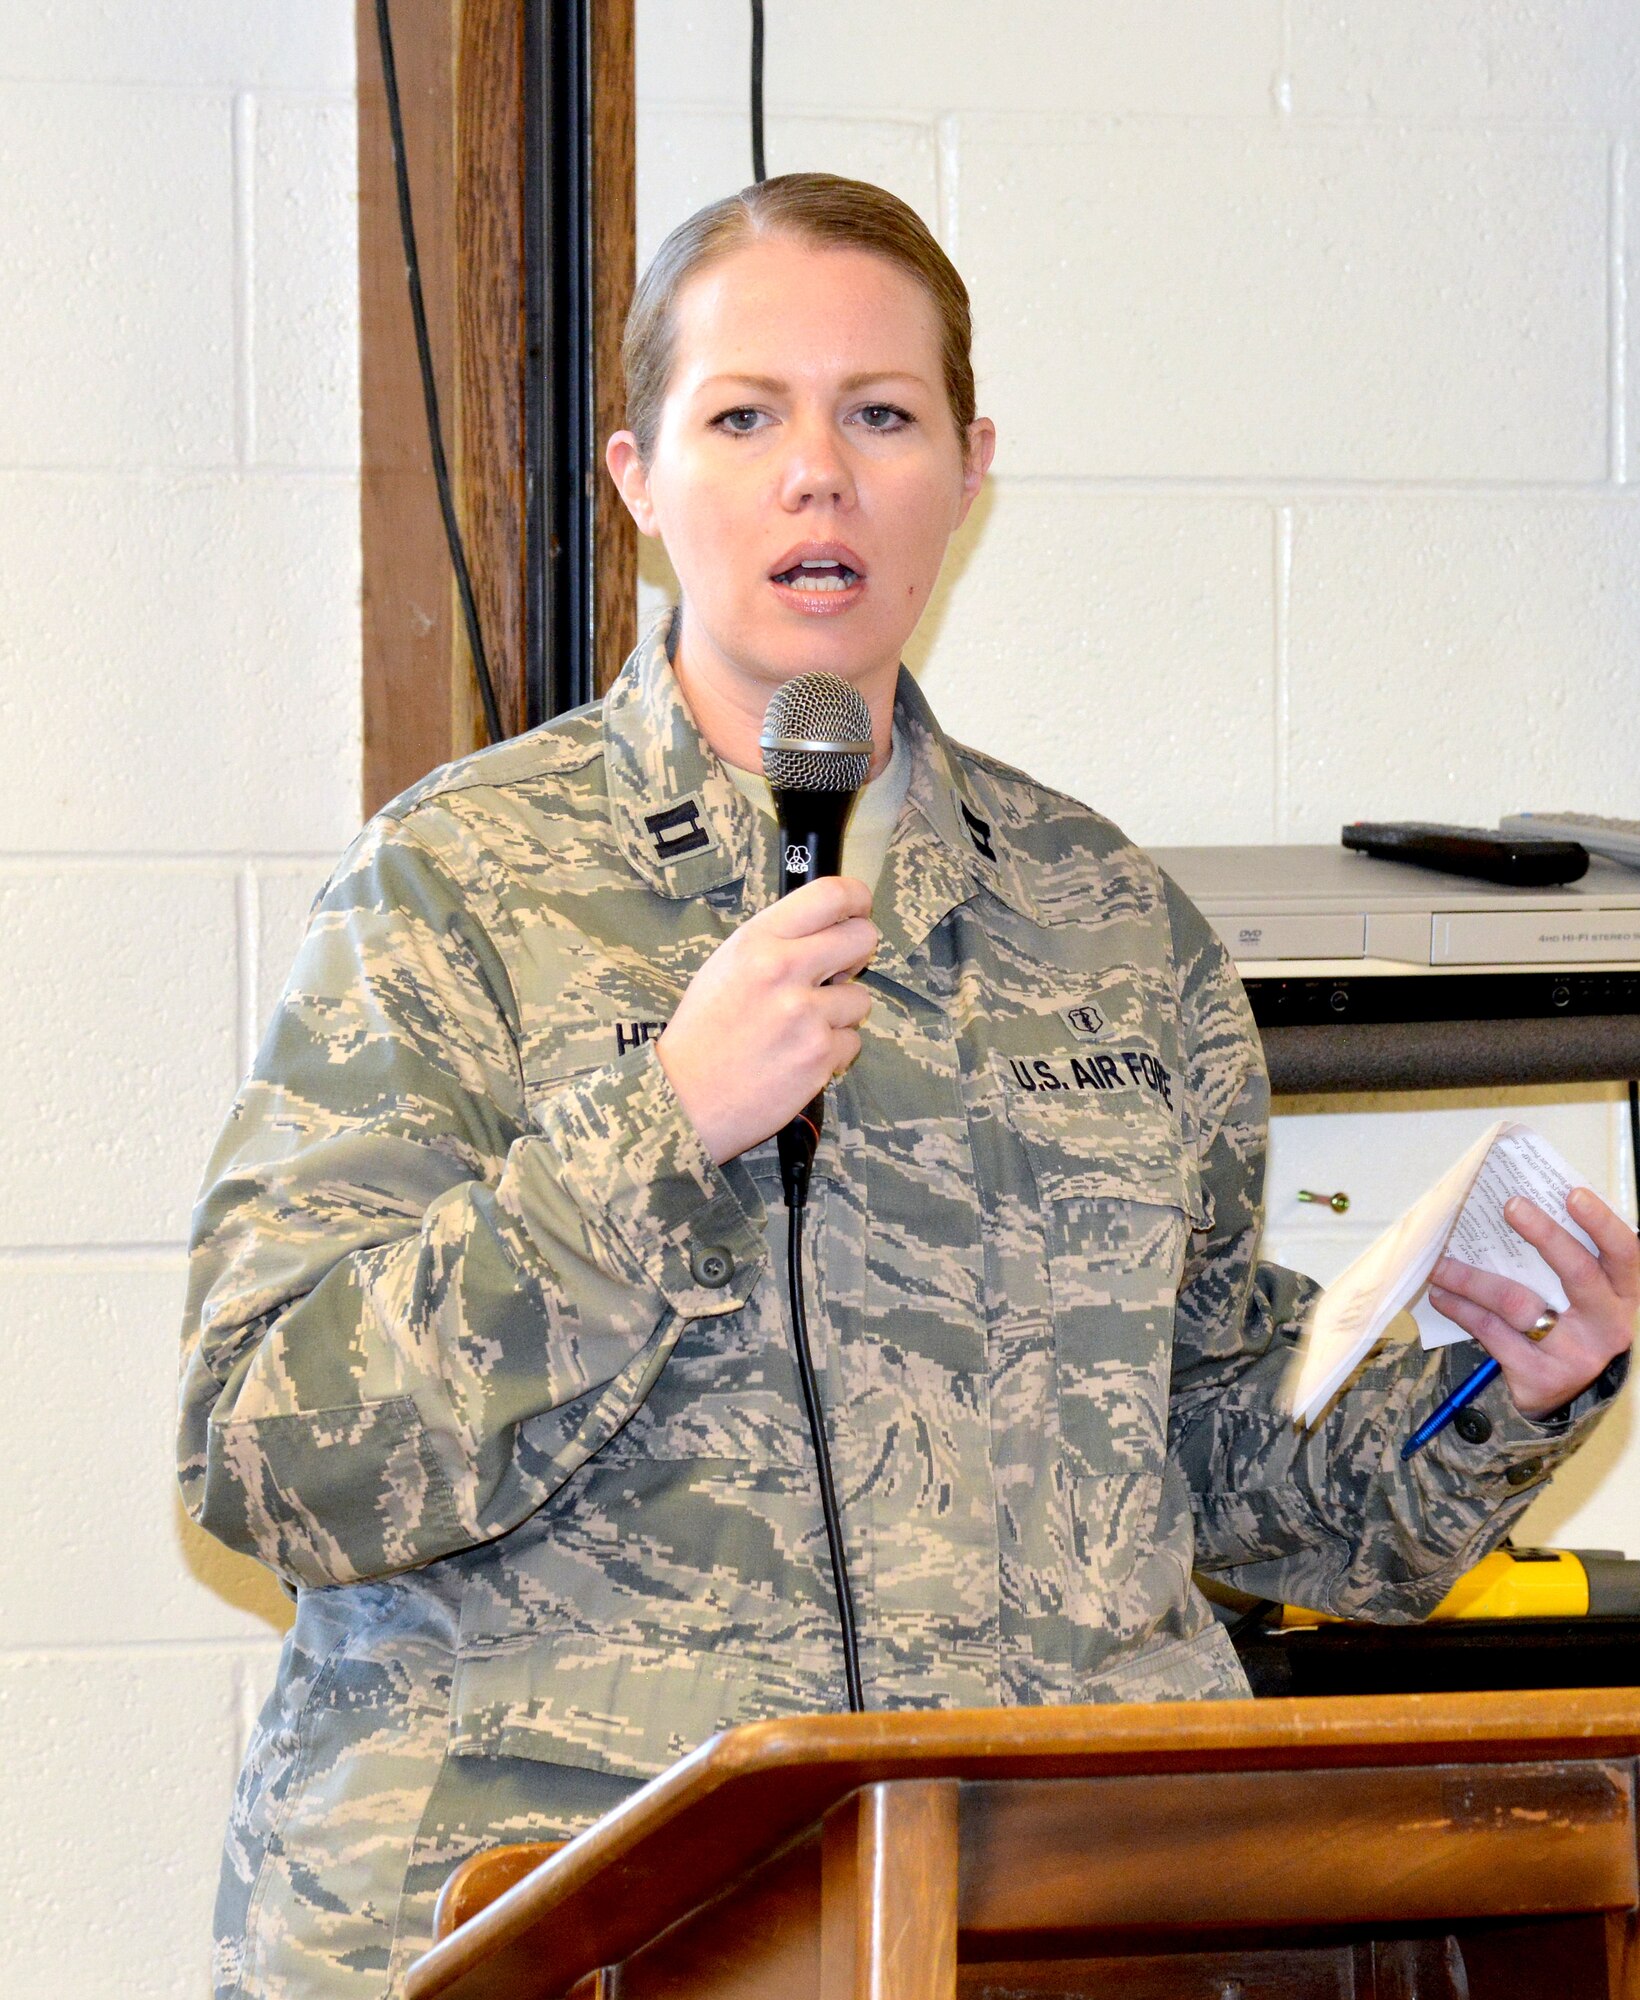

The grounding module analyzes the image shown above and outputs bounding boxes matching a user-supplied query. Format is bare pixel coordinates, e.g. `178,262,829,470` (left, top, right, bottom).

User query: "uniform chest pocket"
1005,1079,1203,1351
1000,1069,1207,1589
1000,1059,1207,1227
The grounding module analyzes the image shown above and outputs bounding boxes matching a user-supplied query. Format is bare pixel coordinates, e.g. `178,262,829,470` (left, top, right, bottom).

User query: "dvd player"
1152,846,1640,970
1150,847,1640,1093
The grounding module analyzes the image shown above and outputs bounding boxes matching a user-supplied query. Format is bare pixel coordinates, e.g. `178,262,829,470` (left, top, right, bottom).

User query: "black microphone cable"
784,1187,864,1713
374,0,504,747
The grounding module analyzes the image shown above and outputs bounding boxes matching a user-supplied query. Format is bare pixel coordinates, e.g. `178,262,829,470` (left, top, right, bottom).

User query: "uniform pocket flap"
1000,1061,1208,1228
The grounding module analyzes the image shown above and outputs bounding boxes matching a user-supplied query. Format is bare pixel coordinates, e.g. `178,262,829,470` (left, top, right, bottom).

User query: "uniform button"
690,1243,734,1288
1506,1458,1544,1487
1453,1407,1493,1445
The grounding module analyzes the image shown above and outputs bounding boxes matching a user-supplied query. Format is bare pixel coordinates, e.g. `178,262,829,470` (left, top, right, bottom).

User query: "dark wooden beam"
452,0,528,758
359,0,458,815
591,0,637,696
358,0,636,816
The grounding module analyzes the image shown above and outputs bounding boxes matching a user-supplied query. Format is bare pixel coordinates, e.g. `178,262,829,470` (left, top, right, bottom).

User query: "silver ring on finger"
1525,1306,1560,1340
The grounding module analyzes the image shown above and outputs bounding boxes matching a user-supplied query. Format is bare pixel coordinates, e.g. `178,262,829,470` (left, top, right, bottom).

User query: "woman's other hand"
656,876,878,1164
1426,1186,1639,1417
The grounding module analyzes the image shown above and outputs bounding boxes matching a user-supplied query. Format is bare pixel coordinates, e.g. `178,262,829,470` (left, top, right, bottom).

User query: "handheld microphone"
760,672,873,1714
760,673,873,1209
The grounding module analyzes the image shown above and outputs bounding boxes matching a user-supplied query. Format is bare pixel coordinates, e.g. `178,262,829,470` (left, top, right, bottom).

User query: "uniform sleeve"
1161,879,1624,1620
177,815,766,1588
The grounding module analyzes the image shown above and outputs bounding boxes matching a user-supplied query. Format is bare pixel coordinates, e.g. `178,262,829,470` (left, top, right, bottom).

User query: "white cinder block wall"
0,7,358,1996
3,3,1638,1993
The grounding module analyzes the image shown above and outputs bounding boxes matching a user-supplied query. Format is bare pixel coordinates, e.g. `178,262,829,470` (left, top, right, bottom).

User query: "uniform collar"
893,669,1040,934
603,612,759,900
601,612,1039,932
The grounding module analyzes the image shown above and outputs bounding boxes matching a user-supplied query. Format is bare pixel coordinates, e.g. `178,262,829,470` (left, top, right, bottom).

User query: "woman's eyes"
708,403,917,436
855,403,914,432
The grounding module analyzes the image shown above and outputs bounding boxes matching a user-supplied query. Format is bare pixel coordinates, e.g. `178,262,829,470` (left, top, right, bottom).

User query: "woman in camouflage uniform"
179,175,1637,1998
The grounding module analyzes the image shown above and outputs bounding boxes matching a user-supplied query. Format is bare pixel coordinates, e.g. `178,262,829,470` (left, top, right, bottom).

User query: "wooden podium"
405,1688,1640,1999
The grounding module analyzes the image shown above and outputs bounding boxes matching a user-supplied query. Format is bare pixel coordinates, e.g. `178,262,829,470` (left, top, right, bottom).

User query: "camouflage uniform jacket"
181,619,1613,1792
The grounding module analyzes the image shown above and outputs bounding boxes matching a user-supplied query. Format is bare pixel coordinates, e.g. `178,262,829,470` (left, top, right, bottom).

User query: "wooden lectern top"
406,1687,1640,2000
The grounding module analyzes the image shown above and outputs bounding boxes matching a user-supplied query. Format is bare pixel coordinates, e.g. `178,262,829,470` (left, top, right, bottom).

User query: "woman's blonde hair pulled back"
621,172,975,462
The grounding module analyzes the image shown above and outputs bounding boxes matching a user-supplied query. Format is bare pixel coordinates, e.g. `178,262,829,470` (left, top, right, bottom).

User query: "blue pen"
1400,1355,1500,1461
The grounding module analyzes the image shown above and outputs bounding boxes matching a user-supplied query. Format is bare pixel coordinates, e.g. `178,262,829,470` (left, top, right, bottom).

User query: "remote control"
1341,821,1590,887
1499,813,1640,870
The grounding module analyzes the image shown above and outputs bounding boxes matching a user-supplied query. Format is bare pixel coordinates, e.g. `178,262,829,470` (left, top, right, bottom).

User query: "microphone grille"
760,673,874,792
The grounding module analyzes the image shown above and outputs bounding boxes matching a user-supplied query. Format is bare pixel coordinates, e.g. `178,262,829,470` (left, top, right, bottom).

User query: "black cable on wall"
750,1,767,182
375,0,505,747
1628,1080,1640,1230
538,0,599,723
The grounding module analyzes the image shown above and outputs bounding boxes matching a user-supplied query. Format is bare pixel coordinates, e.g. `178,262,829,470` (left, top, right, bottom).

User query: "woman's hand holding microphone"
656,877,878,1166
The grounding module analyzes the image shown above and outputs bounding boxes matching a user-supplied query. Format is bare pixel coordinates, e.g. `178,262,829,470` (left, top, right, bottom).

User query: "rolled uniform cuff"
515,1043,766,1315
1421,1343,1630,1498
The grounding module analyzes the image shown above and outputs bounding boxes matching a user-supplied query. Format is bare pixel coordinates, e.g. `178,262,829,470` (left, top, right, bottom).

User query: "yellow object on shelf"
1282,1546,1595,1628
1425,1546,1589,1620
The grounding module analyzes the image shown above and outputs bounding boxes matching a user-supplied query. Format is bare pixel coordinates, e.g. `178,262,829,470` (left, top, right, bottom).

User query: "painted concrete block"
954,120,1607,481
1521,1391,1640,1555
254,97,361,469
1,1,354,89
907,485,1275,843
0,473,361,853
0,867,239,1245
1266,1088,1621,1234
1628,140,1639,488
1258,1220,1380,1294
1284,499,1640,839
0,85,234,467
639,106,938,269
0,1258,295,1647
637,0,1283,118
1290,1,1640,124
0,1646,279,1997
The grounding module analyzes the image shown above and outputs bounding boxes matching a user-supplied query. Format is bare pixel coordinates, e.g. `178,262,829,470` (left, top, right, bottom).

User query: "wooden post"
450,0,528,761
590,0,637,696
358,0,636,816
821,1781,958,2000
358,0,459,814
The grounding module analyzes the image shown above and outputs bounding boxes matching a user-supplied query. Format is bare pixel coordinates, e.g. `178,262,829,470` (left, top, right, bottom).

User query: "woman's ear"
605,431,659,535
957,416,997,523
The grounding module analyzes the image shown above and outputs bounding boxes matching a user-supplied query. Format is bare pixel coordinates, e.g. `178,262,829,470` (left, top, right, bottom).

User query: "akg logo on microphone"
784,845,811,874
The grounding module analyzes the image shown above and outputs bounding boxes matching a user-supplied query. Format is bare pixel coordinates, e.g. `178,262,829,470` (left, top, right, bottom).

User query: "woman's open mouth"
768,554,867,612
773,558,860,592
